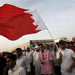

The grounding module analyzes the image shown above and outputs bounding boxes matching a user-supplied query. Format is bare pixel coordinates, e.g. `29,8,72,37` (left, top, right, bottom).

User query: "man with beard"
33,45,41,75
15,48,27,74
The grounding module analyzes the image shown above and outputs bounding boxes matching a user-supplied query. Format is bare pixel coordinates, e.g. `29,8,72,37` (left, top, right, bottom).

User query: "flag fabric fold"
0,4,47,40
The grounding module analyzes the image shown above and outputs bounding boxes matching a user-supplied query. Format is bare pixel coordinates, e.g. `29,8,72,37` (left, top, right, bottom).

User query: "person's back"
0,56,6,75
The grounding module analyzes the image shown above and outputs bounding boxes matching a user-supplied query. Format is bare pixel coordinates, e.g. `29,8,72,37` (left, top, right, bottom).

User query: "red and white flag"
0,4,47,40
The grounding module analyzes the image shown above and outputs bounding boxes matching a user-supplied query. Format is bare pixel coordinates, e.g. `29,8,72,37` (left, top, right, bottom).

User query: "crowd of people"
0,40,75,75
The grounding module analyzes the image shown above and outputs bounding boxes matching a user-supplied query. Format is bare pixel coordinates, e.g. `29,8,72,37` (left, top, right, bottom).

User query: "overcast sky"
0,0,75,52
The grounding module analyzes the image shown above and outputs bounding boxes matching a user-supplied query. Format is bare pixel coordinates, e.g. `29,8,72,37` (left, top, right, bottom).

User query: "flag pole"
45,26,59,49
36,10,59,49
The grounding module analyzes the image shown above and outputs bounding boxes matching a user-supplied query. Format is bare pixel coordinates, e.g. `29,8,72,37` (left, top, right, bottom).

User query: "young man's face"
27,48,30,52
39,45,44,52
59,43,65,49
70,44,74,47
45,45,49,49
66,44,70,48
6,58,14,68
15,50,22,57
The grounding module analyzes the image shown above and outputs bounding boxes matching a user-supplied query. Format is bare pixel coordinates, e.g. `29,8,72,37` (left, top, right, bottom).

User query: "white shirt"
33,51,41,75
22,51,26,56
51,49,58,66
8,65,26,75
56,48,75,75
16,55,27,70
25,50,33,72
26,50,33,63
33,51,41,66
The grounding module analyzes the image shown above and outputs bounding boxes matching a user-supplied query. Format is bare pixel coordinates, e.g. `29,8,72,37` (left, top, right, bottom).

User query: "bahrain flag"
0,4,47,40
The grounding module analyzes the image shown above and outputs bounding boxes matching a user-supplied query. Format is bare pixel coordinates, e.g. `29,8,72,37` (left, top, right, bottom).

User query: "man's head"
59,40,66,49
70,41,74,48
53,45,57,50
32,47,35,51
66,42,70,48
5,52,12,58
27,47,30,52
6,54,16,69
50,44,53,49
15,48,22,57
35,45,39,50
34,45,39,52
38,44,44,52
45,44,49,49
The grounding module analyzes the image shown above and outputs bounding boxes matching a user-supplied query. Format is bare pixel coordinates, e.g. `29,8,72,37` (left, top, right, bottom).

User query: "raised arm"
56,52,62,65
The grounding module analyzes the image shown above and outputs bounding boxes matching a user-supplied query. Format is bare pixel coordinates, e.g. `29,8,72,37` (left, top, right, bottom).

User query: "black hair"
0,56,6,67
59,40,65,45
66,42,70,45
38,43,44,47
56,42,59,45
70,41,74,45
27,47,30,49
5,52,12,55
15,48,22,51
46,44,49,46
50,44,53,47
7,54,16,61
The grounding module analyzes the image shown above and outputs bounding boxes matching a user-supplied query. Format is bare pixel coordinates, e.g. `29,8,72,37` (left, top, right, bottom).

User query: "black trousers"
30,63,35,75
54,65,61,75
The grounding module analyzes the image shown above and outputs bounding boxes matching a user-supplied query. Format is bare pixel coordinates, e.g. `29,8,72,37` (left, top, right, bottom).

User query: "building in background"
7,37,67,52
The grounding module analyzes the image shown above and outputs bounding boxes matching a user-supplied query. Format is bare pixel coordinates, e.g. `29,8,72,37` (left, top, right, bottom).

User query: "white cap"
35,45,39,50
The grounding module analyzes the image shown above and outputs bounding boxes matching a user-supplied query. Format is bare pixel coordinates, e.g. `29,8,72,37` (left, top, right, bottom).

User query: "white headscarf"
35,45,39,51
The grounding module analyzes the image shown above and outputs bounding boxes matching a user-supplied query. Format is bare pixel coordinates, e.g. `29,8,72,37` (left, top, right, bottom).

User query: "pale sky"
0,0,75,52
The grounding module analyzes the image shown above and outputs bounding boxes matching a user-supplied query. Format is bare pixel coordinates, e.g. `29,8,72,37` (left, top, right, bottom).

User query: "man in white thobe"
33,45,41,75
26,47,33,75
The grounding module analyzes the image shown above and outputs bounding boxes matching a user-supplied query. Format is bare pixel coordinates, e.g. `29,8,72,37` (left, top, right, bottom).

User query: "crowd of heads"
0,40,75,57
0,40,74,75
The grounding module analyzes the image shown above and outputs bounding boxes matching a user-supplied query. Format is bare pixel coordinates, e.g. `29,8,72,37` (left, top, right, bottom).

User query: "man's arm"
57,52,62,65
49,60,55,75
67,57,75,73
48,51,55,75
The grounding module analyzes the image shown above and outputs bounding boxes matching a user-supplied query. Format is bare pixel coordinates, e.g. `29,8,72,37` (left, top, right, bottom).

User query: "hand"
59,52,62,56
53,73,55,75
67,67,72,73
